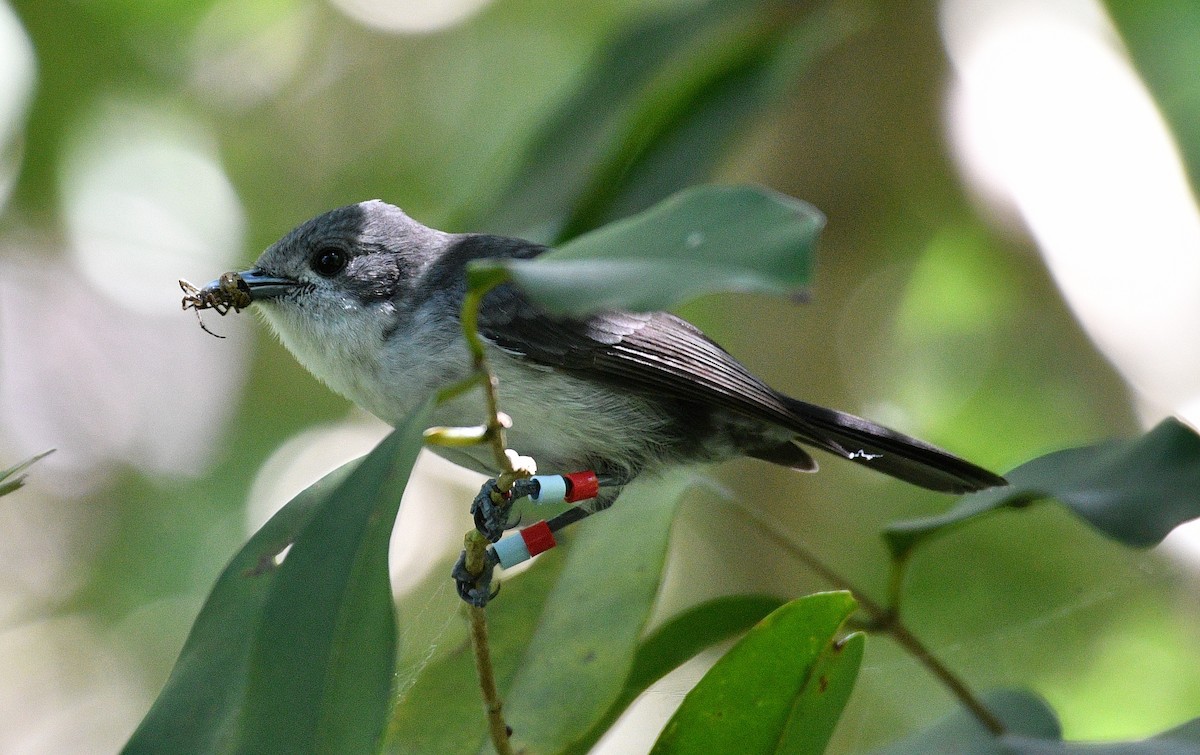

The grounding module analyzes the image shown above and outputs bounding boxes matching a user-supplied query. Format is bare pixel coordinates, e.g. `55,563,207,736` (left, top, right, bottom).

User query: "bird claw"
453,549,499,607
470,477,539,542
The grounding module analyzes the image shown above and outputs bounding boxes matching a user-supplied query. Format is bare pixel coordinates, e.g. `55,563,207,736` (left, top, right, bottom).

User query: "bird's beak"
219,268,297,301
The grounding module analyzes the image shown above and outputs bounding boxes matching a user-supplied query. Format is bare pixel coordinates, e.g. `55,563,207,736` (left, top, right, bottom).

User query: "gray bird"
210,200,1004,520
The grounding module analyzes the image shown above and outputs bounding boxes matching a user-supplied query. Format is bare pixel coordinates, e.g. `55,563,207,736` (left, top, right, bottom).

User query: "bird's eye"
311,247,348,277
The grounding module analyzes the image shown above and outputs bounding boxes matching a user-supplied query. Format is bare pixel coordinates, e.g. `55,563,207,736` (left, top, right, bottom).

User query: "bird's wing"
476,283,1006,493
445,229,1005,493
477,282,796,425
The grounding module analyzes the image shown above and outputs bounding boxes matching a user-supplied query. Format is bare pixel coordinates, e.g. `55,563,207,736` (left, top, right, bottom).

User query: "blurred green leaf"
125,398,432,754
474,184,821,316
0,449,53,497
237,398,432,753
882,697,1200,753
651,591,861,755
1006,716,1200,753
480,0,852,243
123,460,357,752
884,418,1200,559
385,547,569,754
387,472,692,753
1103,1,1200,200
876,689,1061,754
502,472,693,752
565,594,785,755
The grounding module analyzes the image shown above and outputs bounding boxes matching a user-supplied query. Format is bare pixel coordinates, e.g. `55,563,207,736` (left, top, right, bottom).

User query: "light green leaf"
386,473,692,754
385,546,569,754
565,595,785,755
651,591,862,755
124,461,356,753
501,472,693,751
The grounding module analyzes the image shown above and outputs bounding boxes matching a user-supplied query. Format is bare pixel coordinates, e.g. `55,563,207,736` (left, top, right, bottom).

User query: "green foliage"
652,592,862,755
10,0,1200,752
473,184,821,315
885,419,1200,559
566,594,785,754
125,398,432,754
479,0,853,243
877,690,1061,754
0,450,53,498
389,472,693,754
1103,0,1200,201
881,691,1200,754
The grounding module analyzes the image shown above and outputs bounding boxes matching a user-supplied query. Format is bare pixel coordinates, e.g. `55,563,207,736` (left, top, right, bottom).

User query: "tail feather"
776,396,1007,494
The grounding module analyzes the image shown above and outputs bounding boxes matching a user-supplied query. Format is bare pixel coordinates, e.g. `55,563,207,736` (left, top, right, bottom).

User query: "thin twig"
884,619,1005,735
726,497,1006,737
469,601,515,755
440,279,526,754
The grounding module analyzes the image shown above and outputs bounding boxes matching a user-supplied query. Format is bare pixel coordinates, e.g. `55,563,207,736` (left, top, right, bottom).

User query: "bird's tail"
761,396,1007,494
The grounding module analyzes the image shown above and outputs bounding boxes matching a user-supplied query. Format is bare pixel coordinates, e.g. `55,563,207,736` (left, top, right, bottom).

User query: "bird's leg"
452,546,500,607
470,477,540,543
454,471,628,606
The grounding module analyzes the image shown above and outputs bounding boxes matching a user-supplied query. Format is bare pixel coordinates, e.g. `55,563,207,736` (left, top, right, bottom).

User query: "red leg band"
563,471,600,502
520,521,556,557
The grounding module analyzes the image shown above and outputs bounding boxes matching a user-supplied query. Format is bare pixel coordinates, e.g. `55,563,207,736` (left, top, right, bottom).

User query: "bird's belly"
426,360,677,478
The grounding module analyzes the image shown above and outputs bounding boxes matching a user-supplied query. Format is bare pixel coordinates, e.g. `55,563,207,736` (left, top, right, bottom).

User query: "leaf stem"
727,497,1005,737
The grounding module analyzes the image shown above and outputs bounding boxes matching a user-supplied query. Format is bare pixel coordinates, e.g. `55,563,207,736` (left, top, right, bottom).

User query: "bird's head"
190,200,458,415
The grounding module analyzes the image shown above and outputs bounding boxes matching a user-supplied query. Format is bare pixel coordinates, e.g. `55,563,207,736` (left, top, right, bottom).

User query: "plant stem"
728,498,1005,737
444,278,528,753
884,618,1005,735
469,603,515,755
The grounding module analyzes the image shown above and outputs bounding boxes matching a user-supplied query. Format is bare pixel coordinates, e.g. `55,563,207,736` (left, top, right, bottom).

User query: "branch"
428,277,525,755
727,497,1006,737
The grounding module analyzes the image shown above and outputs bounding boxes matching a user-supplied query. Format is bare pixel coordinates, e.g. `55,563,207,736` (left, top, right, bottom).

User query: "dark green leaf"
651,591,861,755
1103,1,1200,200
479,0,851,243
565,595,785,755
501,472,693,751
1003,715,1200,753
123,459,359,753
236,398,432,753
0,449,53,497
875,689,1061,754
475,184,821,316
884,418,1200,559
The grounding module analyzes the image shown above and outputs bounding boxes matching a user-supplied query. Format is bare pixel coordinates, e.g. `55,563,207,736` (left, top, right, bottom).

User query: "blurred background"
1,0,1198,751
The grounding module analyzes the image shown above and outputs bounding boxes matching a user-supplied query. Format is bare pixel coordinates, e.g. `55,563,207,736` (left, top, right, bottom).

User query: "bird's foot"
470,477,540,542
452,548,500,607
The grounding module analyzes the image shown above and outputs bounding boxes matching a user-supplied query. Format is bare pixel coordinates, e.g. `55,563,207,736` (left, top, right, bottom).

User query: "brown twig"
469,597,513,754
727,497,1006,737
434,279,524,755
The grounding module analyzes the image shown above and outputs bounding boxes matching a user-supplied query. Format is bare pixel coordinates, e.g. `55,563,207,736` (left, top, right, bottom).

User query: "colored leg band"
528,471,601,504
563,471,600,501
493,521,557,569
529,475,568,504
